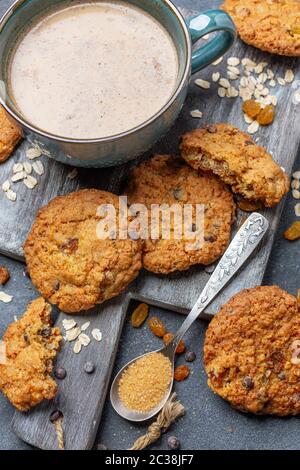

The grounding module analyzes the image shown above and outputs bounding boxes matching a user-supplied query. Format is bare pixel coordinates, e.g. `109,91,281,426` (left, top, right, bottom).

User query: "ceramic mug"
0,0,236,167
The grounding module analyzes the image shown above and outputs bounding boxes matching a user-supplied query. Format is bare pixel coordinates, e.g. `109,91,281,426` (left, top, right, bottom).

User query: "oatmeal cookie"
204,286,300,416
180,124,289,207
24,189,143,313
0,297,62,411
0,105,22,163
222,0,300,56
124,155,235,274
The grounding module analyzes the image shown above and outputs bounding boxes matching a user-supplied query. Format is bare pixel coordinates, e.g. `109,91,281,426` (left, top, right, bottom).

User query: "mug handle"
187,9,236,74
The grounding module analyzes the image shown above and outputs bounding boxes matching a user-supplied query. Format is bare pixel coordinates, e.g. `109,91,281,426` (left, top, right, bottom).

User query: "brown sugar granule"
118,352,172,412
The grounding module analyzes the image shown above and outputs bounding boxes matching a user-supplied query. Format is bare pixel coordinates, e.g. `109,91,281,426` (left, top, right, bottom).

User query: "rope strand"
129,393,185,450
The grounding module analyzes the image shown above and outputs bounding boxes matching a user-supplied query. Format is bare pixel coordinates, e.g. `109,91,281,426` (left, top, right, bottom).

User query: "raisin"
242,99,261,119
238,199,263,212
131,303,149,328
163,333,186,354
0,266,9,285
174,365,190,381
284,221,300,241
257,105,275,126
61,238,79,253
147,316,166,338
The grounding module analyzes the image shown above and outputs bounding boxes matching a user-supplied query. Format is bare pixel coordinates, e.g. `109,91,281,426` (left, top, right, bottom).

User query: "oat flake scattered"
195,78,210,89
24,175,38,189
247,121,259,134
277,77,285,86
92,329,102,342
0,292,13,303
11,172,25,183
217,87,226,98
81,321,90,331
2,180,10,192
291,179,300,190
62,319,77,331
13,163,23,173
292,171,300,180
6,190,17,202
66,327,81,341
33,161,44,176
227,57,240,66
212,72,220,82
190,109,203,118
212,56,223,66
295,203,300,217
292,189,300,200
73,341,82,354
294,92,300,104
219,78,230,89
285,69,294,83
26,147,42,160
78,333,91,347
23,161,32,174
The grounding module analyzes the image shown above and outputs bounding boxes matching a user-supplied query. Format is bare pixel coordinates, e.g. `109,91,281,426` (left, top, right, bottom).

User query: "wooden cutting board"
0,0,298,450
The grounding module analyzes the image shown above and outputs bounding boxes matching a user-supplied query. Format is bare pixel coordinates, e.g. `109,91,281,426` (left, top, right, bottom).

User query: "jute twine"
53,393,184,451
53,416,65,450
129,393,185,451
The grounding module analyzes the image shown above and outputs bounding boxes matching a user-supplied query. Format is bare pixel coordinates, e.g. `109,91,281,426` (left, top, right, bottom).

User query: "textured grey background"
0,0,300,451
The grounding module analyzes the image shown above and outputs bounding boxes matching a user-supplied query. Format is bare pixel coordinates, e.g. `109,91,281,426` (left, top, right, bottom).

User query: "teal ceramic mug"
0,0,236,167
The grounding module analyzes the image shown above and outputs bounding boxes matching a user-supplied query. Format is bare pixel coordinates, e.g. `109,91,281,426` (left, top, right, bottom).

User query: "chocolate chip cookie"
0,298,62,411
180,123,289,207
204,286,300,416
24,189,143,313
124,154,235,274
222,0,300,56
0,105,22,163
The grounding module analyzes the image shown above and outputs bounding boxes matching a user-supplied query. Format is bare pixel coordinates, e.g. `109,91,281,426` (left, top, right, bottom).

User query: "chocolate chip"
49,410,63,423
23,334,29,343
84,361,95,374
185,351,196,362
242,376,254,391
55,367,67,380
191,223,197,232
207,125,217,134
41,327,52,338
167,436,180,450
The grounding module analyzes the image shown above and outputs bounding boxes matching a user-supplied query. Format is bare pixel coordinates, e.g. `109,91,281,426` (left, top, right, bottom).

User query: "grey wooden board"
0,0,297,451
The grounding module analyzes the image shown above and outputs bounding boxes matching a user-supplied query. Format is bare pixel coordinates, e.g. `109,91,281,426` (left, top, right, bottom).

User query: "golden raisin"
163,333,186,354
238,199,263,212
257,105,275,126
242,99,261,119
174,365,190,382
147,316,167,338
131,303,149,328
283,221,300,241
0,266,9,285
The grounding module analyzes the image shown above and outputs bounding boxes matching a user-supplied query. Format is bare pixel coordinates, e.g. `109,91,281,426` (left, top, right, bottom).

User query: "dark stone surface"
0,0,299,451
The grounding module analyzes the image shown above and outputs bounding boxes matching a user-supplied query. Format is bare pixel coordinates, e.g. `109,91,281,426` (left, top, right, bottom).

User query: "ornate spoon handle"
172,212,269,345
